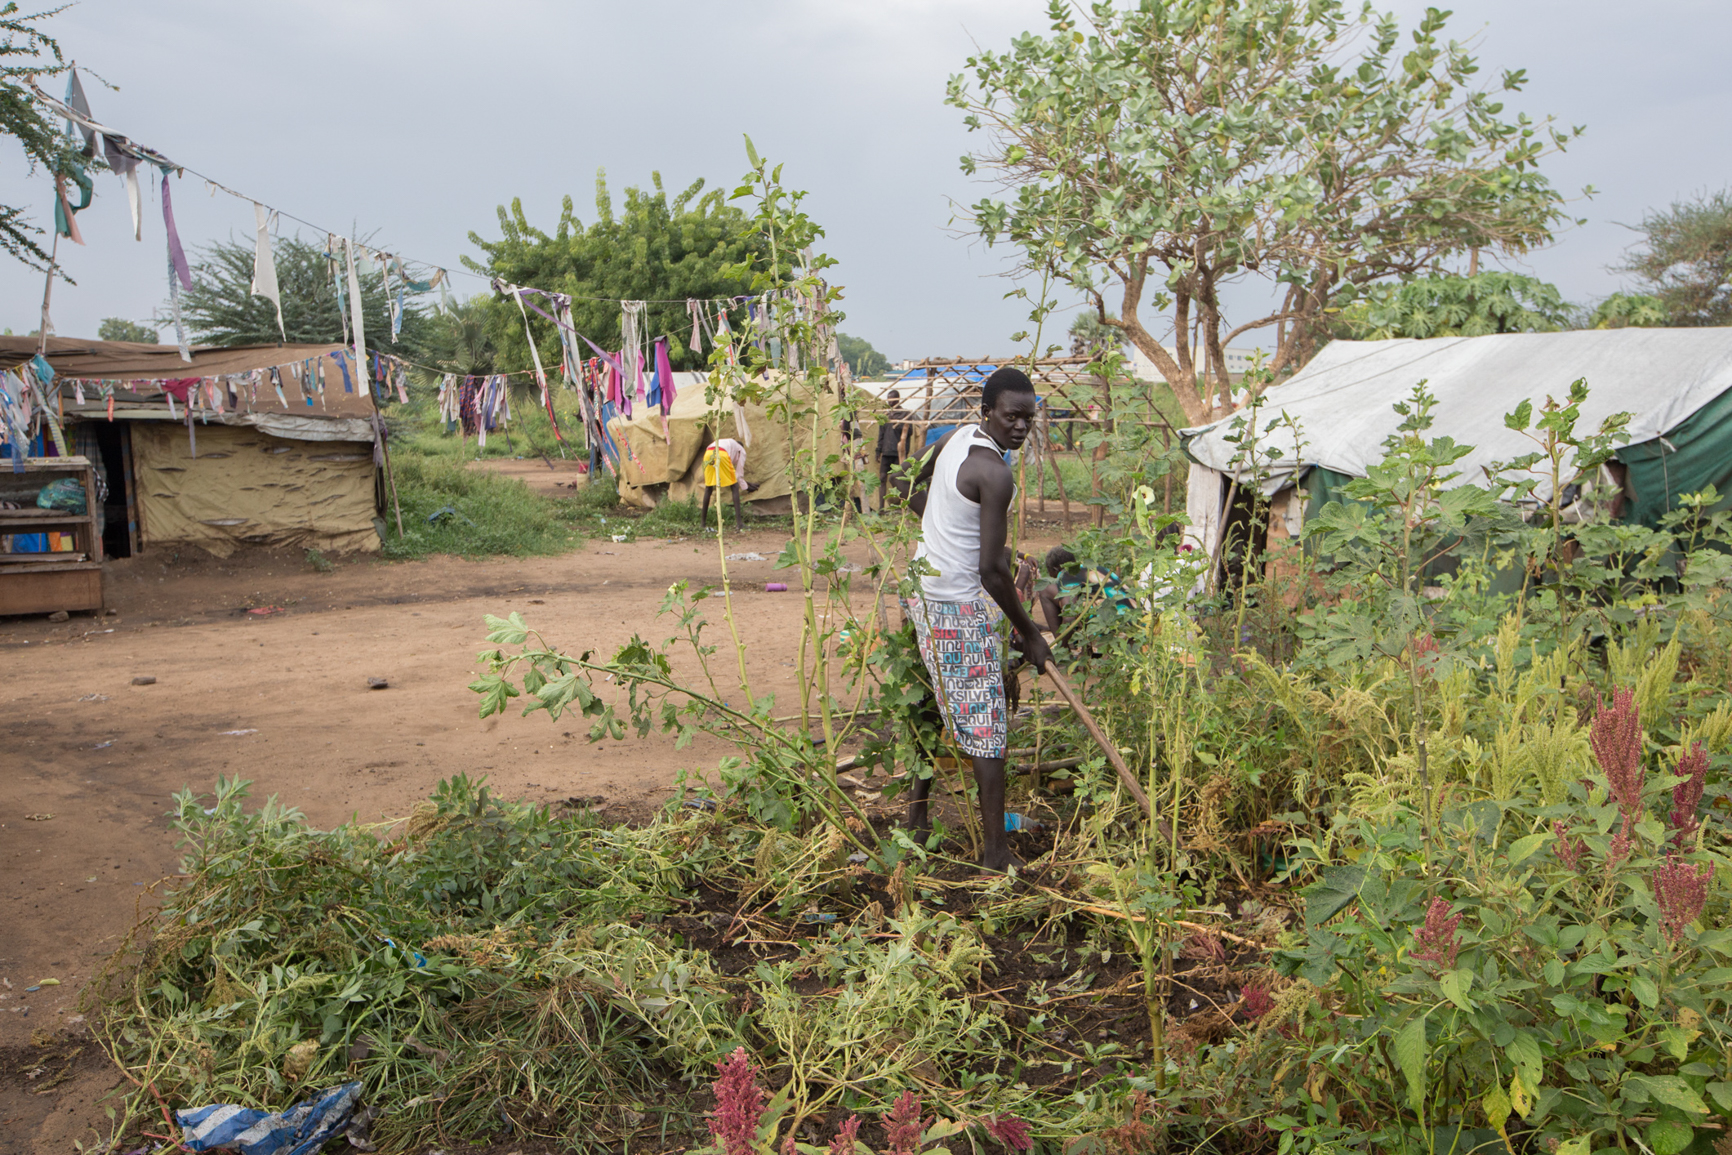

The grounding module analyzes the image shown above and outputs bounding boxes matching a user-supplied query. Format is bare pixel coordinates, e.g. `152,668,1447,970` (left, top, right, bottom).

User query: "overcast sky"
2,0,1728,362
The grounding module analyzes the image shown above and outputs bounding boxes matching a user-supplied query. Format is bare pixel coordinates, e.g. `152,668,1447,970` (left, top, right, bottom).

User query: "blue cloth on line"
329,350,354,394
176,1081,364,1155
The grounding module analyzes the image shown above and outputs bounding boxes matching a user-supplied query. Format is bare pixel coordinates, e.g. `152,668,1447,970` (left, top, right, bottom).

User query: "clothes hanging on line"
251,204,286,341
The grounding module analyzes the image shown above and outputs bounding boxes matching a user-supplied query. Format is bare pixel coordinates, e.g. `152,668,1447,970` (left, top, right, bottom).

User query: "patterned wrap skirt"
902,595,1007,758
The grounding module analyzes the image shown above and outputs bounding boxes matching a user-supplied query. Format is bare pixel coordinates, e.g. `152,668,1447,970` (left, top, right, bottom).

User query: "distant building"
1128,343,1260,383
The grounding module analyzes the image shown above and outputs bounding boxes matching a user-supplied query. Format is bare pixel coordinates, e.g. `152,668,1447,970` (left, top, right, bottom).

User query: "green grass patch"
381,452,588,560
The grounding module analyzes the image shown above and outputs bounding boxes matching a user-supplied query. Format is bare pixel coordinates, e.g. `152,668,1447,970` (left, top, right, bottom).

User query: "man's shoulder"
958,441,1012,492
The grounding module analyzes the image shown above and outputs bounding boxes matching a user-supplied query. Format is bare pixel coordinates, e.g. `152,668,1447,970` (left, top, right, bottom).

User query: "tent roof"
1183,329,1732,497
892,363,998,386
0,336,375,421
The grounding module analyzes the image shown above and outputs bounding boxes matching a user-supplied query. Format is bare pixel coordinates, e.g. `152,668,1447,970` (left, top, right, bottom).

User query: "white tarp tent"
1180,328,1732,558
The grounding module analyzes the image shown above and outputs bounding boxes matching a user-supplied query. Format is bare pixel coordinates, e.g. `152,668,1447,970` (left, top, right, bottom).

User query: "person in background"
876,389,909,509
700,436,755,529
839,418,869,513
1036,545,1137,639
903,367,1052,872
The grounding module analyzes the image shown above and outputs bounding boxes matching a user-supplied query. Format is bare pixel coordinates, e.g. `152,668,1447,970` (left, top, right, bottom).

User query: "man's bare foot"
979,846,1026,874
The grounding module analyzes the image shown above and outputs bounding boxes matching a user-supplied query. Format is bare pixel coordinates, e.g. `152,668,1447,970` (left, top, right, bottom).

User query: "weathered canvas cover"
132,423,379,557
609,372,863,507
0,336,377,424
1184,329,1732,503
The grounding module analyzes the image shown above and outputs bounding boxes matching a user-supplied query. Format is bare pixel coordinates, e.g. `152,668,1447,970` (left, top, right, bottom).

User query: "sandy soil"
0,499,1073,1152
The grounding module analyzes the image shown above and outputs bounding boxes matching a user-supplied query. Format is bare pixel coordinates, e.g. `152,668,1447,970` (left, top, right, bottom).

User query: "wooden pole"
1163,426,1173,515
367,386,406,537
1041,660,1151,815
37,231,59,356
1051,438,1072,527
1206,477,1239,595
380,432,406,538
1037,411,1048,514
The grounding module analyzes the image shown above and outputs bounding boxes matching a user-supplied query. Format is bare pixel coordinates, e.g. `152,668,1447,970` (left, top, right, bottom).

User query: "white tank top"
914,424,1010,602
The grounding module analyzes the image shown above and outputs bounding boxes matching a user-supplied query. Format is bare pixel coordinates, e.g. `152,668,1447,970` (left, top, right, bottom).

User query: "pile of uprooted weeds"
86,771,1292,1154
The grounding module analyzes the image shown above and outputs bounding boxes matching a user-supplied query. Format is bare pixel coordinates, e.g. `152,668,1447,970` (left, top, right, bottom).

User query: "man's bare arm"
967,452,1052,671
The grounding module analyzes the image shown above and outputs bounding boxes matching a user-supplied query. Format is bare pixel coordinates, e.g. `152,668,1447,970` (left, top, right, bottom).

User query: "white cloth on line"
251,205,285,342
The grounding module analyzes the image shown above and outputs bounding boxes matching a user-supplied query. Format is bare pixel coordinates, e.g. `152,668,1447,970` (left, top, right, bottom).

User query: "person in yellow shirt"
701,437,751,529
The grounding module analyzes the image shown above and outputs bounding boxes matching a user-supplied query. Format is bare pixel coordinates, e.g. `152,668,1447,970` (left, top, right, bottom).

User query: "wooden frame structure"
894,356,1181,526
0,456,104,616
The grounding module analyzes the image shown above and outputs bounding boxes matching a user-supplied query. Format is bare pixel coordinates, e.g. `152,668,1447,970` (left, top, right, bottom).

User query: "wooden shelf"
0,514,93,530
1,457,103,615
6,455,93,473
0,552,89,564
0,506,83,518
0,558,98,574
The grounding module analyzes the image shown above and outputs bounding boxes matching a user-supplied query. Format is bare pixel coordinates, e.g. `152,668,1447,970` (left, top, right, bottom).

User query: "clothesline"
18,71,853,479
28,71,848,399
28,76,781,308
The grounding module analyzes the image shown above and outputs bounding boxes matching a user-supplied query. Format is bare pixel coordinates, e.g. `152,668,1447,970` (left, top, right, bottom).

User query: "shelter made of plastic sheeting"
609,373,864,509
1183,329,1732,502
132,423,380,557
0,336,377,425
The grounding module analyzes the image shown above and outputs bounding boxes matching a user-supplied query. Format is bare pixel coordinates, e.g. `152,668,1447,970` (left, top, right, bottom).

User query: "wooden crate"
0,456,104,616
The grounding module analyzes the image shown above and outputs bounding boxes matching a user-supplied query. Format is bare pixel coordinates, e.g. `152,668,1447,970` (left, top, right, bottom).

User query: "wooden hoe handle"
1041,660,1152,816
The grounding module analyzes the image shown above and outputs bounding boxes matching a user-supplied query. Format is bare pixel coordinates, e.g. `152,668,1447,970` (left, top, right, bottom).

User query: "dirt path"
0,515,1069,1152
463,453,592,496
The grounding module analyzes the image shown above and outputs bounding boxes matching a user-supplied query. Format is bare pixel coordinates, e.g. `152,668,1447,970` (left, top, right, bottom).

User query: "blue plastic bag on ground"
175,1081,371,1155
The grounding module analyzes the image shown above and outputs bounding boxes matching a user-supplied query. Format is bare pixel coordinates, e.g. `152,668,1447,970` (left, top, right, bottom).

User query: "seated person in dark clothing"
1036,545,1137,638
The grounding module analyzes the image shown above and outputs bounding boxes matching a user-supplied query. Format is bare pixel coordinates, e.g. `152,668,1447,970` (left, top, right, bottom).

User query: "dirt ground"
463,453,593,496
0,508,1073,1153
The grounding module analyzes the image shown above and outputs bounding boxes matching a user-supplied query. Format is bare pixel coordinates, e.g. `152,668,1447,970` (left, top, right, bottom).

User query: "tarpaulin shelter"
608,371,865,511
1181,328,1732,563
0,337,385,559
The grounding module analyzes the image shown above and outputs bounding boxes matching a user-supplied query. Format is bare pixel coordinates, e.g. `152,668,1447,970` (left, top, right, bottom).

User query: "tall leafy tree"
1333,272,1574,340
948,0,1579,424
1615,188,1732,328
179,235,431,352
464,171,763,374
1,3,71,270
98,317,159,343
836,332,889,378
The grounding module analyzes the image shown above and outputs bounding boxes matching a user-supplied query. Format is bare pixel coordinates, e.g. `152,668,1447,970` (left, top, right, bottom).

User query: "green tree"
1,3,71,270
836,332,889,378
180,235,431,352
1615,188,1732,327
98,317,160,343
464,171,763,375
1586,291,1669,330
1333,272,1574,340
410,296,496,383
948,0,1578,425
1069,311,1123,358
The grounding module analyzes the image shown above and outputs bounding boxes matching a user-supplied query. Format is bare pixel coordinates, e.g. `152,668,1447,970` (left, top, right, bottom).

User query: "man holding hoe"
903,367,1052,872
